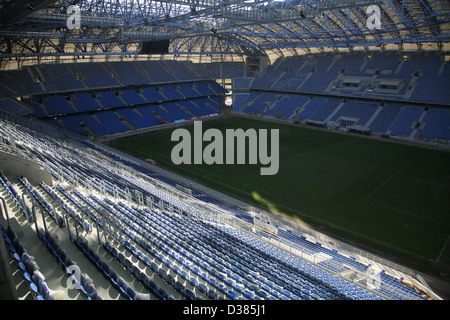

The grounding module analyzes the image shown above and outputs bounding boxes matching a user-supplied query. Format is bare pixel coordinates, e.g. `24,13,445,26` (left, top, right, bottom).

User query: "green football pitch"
109,116,450,280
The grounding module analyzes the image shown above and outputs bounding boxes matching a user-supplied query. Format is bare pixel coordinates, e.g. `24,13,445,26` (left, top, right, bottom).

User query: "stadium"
0,0,449,305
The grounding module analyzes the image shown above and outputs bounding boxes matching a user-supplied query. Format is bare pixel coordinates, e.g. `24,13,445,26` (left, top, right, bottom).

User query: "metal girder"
0,0,448,61
0,0,60,28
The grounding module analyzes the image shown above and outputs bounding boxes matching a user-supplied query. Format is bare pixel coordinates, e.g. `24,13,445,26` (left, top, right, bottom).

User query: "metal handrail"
0,196,10,225
32,203,47,234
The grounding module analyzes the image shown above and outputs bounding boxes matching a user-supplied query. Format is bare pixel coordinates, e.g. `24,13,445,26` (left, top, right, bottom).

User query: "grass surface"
109,117,450,280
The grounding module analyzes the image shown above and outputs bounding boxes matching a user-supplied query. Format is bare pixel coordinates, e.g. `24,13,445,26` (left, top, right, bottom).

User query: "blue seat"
243,289,254,299
199,272,208,281
180,270,189,280
208,277,217,287
207,289,218,300
192,267,200,275
271,290,280,298
117,278,127,290
217,273,226,281
186,288,196,299
257,289,269,299
29,281,41,298
149,280,158,291
189,277,198,287
17,261,27,273
13,252,21,263
227,290,238,300
126,287,136,299
225,278,235,287
198,283,208,293
158,288,169,300
217,283,227,294
282,290,292,298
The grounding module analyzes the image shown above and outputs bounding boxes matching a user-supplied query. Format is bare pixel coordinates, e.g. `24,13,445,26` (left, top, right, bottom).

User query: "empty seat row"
1,224,45,300
38,229,101,300
0,112,428,300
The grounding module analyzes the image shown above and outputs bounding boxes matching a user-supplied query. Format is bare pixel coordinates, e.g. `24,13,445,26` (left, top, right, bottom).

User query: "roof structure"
0,0,449,66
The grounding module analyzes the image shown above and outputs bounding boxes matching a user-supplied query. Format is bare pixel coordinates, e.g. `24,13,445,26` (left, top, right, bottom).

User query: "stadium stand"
234,51,449,146
367,104,403,135
389,106,425,137
0,108,431,300
13,71,226,136
248,51,449,106
417,108,450,141
0,0,448,304
0,49,445,302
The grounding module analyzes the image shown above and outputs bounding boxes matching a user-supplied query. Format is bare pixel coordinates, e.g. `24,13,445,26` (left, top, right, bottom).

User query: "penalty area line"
435,234,450,263
364,156,416,202
434,175,450,200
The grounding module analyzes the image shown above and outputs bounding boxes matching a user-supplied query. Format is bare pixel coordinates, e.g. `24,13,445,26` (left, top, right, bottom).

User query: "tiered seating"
38,229,101,300
39,95,75,116
0,98,32,116
158,85,184,100
0,69,43,97
327,52,367,77
193,82,215,96
140,86,165,103
300,66,334,93
118,88,146,105
19,176,65,227
329,101,379,126
252,58,302,90
177,100,216,118
233,93,251,112
177,83,201,99
139,61,177,83
241,92,279,114
403,54,439,101
71,93,102,112
364,52,401,72
249,51,449,106
272,66,309,91
296,97,325,120
1,224,45,300
96,90,125,109
0,58,227,138
163,60,200,81
115,108,156,129
368,104,402,134
208,81,228,95
109,62,150,85
417,108,450,141
75,63,120,88
264,95,310,118
21,78,225,136
240,51,449,143
56,113,91,135
159,102,192,122
0,172,32,220
0,113,430,300
92,110,131,135
389,106,424,137
37,64,84,92
308,98,341,122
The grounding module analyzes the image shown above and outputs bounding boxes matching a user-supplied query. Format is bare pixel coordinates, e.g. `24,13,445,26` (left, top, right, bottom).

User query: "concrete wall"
0,150,52,186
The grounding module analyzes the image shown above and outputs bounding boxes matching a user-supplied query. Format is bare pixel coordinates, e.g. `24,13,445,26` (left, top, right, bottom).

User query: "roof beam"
0,0,59,28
